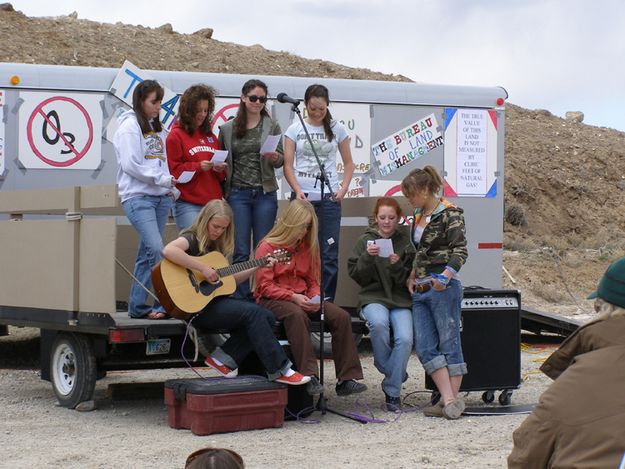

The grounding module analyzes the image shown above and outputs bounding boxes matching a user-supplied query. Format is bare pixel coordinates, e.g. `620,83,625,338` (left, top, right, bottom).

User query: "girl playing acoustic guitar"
161,199,310,385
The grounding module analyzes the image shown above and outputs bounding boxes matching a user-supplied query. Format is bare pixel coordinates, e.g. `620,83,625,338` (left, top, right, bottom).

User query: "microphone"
276,93,300,106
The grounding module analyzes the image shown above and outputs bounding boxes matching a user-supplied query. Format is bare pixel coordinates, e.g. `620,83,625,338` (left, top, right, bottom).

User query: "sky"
12,0,625,131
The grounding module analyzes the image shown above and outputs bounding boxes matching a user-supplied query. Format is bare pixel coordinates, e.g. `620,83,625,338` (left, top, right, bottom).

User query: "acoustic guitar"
152,249,290,319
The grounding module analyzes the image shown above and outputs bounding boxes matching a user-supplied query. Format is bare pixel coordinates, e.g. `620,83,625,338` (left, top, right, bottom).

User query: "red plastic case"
164,376,288,435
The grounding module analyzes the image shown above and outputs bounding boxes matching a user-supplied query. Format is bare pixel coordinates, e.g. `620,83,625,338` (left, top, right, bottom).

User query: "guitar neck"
216,257,267,277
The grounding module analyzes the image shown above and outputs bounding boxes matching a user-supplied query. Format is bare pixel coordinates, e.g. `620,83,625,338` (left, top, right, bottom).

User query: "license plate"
146,338,171,355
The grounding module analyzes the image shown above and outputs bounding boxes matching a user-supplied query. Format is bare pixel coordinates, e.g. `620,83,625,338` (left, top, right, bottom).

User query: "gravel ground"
0,326,556,469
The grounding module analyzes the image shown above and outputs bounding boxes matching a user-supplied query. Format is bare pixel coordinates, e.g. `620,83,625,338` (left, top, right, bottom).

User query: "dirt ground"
0,325,556,469
1,6,624,469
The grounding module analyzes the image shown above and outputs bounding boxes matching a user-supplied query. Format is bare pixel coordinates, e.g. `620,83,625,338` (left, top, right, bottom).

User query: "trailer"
0,62,508,408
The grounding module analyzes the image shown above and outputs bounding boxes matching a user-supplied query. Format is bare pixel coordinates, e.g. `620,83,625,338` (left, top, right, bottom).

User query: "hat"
587,256,625,308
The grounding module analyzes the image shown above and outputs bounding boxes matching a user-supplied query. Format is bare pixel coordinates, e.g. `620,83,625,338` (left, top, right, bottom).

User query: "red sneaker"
274,371,311,386
204,356,238,378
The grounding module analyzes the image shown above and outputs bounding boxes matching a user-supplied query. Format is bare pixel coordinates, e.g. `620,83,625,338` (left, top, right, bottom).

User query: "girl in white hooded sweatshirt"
113,79,178,319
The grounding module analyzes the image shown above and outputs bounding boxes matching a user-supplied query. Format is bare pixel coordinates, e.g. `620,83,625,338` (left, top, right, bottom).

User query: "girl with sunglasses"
283,84,356,302
166,84,227,231
254,200,367,397
218,79,284,301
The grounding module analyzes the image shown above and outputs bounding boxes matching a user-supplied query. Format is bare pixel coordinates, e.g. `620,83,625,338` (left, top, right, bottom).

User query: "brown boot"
422,400,444,417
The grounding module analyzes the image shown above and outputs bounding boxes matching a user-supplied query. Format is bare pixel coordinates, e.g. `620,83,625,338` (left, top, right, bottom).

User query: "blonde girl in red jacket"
254,199,366,397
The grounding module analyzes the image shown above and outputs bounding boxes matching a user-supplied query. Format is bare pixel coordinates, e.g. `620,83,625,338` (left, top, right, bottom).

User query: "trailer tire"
50,332,97,409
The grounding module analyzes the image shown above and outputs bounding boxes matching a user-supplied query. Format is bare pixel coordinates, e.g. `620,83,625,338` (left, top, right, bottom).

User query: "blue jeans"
226,187,278,299
172,200,202,231
311,196,341,301
412,279,467,376
122,195,173,318
192,297,292,379
361,303,413,397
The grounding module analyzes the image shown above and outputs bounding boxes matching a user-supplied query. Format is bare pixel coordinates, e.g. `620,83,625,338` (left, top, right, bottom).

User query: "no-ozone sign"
19,92,103,169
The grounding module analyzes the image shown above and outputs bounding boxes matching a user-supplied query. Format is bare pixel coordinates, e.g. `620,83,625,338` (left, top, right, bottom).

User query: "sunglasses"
246,95,268,103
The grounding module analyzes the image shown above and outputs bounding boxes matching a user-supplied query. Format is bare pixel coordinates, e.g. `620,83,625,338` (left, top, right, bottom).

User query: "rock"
157,23,173,33
534,109,552,117
616,180,625,191
193,27,214,39
68,11,77,19
565,111,584,123
0,3,14,12
75,400,96,412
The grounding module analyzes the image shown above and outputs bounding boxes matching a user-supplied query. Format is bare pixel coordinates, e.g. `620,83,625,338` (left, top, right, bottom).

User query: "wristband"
431,273,450,285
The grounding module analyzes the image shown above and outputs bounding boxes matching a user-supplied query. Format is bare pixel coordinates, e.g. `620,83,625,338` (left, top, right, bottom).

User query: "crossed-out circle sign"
210,101,239,136
26,96,94,167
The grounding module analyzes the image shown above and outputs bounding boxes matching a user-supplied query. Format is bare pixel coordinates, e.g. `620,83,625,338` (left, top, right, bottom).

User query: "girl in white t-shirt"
283,84,355,301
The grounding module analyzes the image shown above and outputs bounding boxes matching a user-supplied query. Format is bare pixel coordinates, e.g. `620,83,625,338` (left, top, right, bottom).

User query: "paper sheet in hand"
177,171,195,184
211,150,228,164
260,134,280,154
375,238,394,258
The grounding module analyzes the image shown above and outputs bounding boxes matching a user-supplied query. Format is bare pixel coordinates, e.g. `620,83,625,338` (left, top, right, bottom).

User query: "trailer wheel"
482,391,495,403
498,390,513,406
50,332,97,409
311,332,363,359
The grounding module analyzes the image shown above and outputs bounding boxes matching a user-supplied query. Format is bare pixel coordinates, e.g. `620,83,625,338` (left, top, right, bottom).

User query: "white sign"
18,91,103,169
368,179,403,198
110,60,179,131
330,103,371,175
443,108,498,198
371,114,443,177
0,90,4,175
456,109,488,195
342,174,366,199
211,98,240,138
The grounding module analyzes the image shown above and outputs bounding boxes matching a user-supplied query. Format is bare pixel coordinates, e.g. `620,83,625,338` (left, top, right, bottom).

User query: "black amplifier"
425,288,522,404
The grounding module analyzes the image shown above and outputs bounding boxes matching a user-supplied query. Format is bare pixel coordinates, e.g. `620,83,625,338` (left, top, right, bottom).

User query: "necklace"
421,200,439,223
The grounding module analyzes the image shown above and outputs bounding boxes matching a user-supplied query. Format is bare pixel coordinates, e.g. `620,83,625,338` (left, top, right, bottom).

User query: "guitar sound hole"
198,280,221,296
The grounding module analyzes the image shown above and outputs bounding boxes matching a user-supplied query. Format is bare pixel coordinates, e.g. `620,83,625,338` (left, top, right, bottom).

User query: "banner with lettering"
371,114,442,177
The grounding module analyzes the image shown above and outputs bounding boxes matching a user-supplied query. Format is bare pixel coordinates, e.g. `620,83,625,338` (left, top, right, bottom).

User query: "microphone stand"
286,101,367,424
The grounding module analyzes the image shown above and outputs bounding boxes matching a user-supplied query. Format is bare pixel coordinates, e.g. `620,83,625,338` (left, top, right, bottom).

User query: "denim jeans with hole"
226,187,278,300
412,279,467,376
361,303,413,397
122,195,173,318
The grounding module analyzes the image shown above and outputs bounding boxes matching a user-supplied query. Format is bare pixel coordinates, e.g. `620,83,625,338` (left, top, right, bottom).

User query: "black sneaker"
306,376,324,395
335,379,367,396
384,393,401,412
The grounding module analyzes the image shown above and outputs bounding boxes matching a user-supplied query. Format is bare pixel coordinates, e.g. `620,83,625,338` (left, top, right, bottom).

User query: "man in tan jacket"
508,256,625,468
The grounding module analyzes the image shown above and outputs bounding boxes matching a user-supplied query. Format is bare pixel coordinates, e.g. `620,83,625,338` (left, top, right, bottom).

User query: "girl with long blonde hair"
255,200,366,397
162,199,310,386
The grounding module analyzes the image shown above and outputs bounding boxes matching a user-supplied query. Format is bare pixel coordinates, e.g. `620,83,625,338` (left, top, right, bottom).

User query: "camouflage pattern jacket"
410,198,468,277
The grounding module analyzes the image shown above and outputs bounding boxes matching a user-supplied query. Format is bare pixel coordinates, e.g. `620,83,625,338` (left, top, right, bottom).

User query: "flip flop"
146,311,169,320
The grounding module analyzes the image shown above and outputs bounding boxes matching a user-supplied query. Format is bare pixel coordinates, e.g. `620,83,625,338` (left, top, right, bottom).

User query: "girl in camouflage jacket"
401,165,468,420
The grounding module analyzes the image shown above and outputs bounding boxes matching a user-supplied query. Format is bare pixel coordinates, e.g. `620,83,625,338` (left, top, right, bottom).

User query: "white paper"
260,134,281,154
177,171,195,184
374,238,394,258
309,294,321,304
211,149,228,164
306,191,322,201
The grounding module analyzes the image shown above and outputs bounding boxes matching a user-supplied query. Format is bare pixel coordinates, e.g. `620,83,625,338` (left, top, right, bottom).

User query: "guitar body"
152,251,237,319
